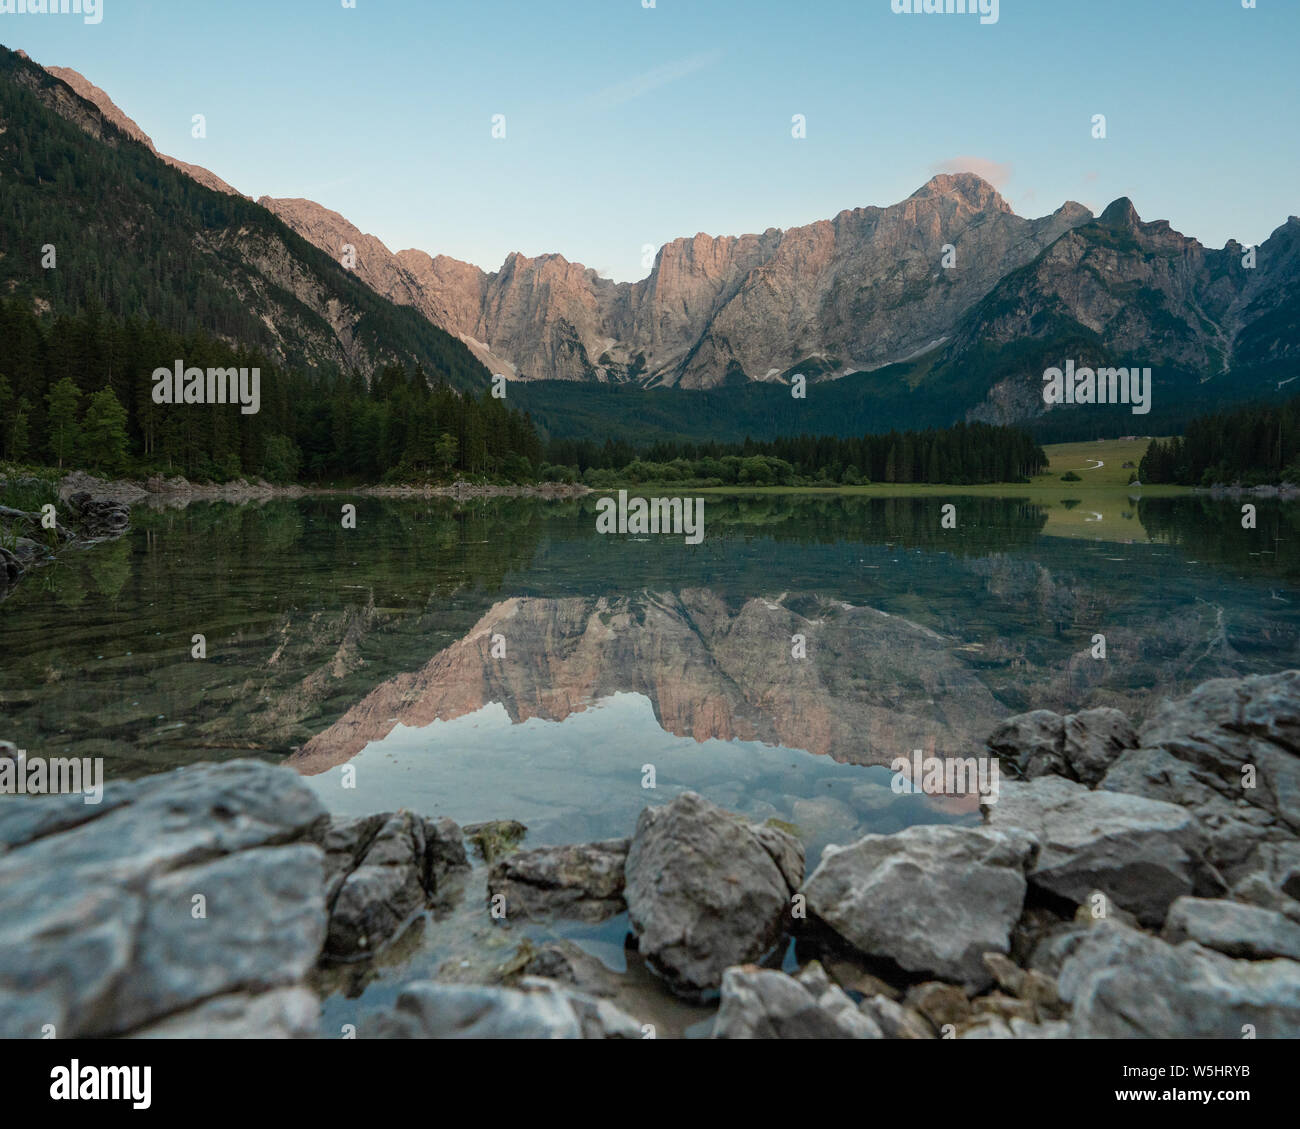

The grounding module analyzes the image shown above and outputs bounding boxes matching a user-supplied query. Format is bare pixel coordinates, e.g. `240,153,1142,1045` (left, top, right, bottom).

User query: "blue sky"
4,0,1297,281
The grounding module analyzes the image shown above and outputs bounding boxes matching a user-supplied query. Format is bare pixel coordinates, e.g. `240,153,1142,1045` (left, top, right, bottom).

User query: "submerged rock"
624,792,804,997
464,819,528,864
366,978,643,1039
487,838,629,923
0,493,95,599
802,824,1036,989
322,811,468,959
521,940,621,999
65,490,131,539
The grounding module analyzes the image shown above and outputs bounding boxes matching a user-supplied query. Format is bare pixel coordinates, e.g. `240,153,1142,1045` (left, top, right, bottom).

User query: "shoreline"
10,469,1299,508
2,669,1297,1038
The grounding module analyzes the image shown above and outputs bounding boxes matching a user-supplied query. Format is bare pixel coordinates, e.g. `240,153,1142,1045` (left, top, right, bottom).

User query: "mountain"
0,45,488,390
261,177,1300,440
5,44,1297,443
943,197,1300,428
257,197,521,379
261,174,1095,389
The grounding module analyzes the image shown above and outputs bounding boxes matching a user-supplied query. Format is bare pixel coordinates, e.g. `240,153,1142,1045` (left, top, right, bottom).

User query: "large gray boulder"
117,844,325,1032
987,710,1070,779
802,824,1037,990
983,775,1209,926
623,792,804,997
0,760,329,1038
1162,897,1300,961
367,978,643,1039
1060,920,1300,1037
1064,709,1141,785
1100,746,1277,878
711,964,882,1039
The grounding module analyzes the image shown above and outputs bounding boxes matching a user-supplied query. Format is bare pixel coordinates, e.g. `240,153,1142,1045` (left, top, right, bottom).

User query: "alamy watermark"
595,490,704,544
0,748,104,804
891,749,1000,804
50,1060,150,1110
1043,360,1151,415
0,0,102,23
891,0,998,25
152,361,260,415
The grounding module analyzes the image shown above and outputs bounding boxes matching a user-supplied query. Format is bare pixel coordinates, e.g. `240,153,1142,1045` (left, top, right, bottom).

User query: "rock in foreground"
1060,921,1300,1038
802,824,1036,990
712,963,882,1039
624,792,804,997
323,811,468,958
983,776,1211,926
0,760,328,1038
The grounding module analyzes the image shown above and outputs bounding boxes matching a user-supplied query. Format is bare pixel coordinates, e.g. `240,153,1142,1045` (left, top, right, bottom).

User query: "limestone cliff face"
286,590,1006,774
256,199,523,378
262,173,1095,389
631,178,1092,389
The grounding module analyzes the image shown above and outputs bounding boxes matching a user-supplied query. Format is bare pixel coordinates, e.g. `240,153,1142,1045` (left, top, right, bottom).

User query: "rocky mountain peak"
910,172,1013,214
1055,201,1094,222
1098,196,1142,230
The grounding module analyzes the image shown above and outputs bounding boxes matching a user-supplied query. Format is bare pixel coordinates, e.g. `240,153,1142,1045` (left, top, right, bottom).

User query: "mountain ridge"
262,172,1099,391
0,45,489,391
6,46,1297,441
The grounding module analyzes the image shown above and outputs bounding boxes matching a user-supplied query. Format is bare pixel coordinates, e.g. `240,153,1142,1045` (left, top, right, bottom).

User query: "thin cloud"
589,50,724,110
930,156,1013,189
